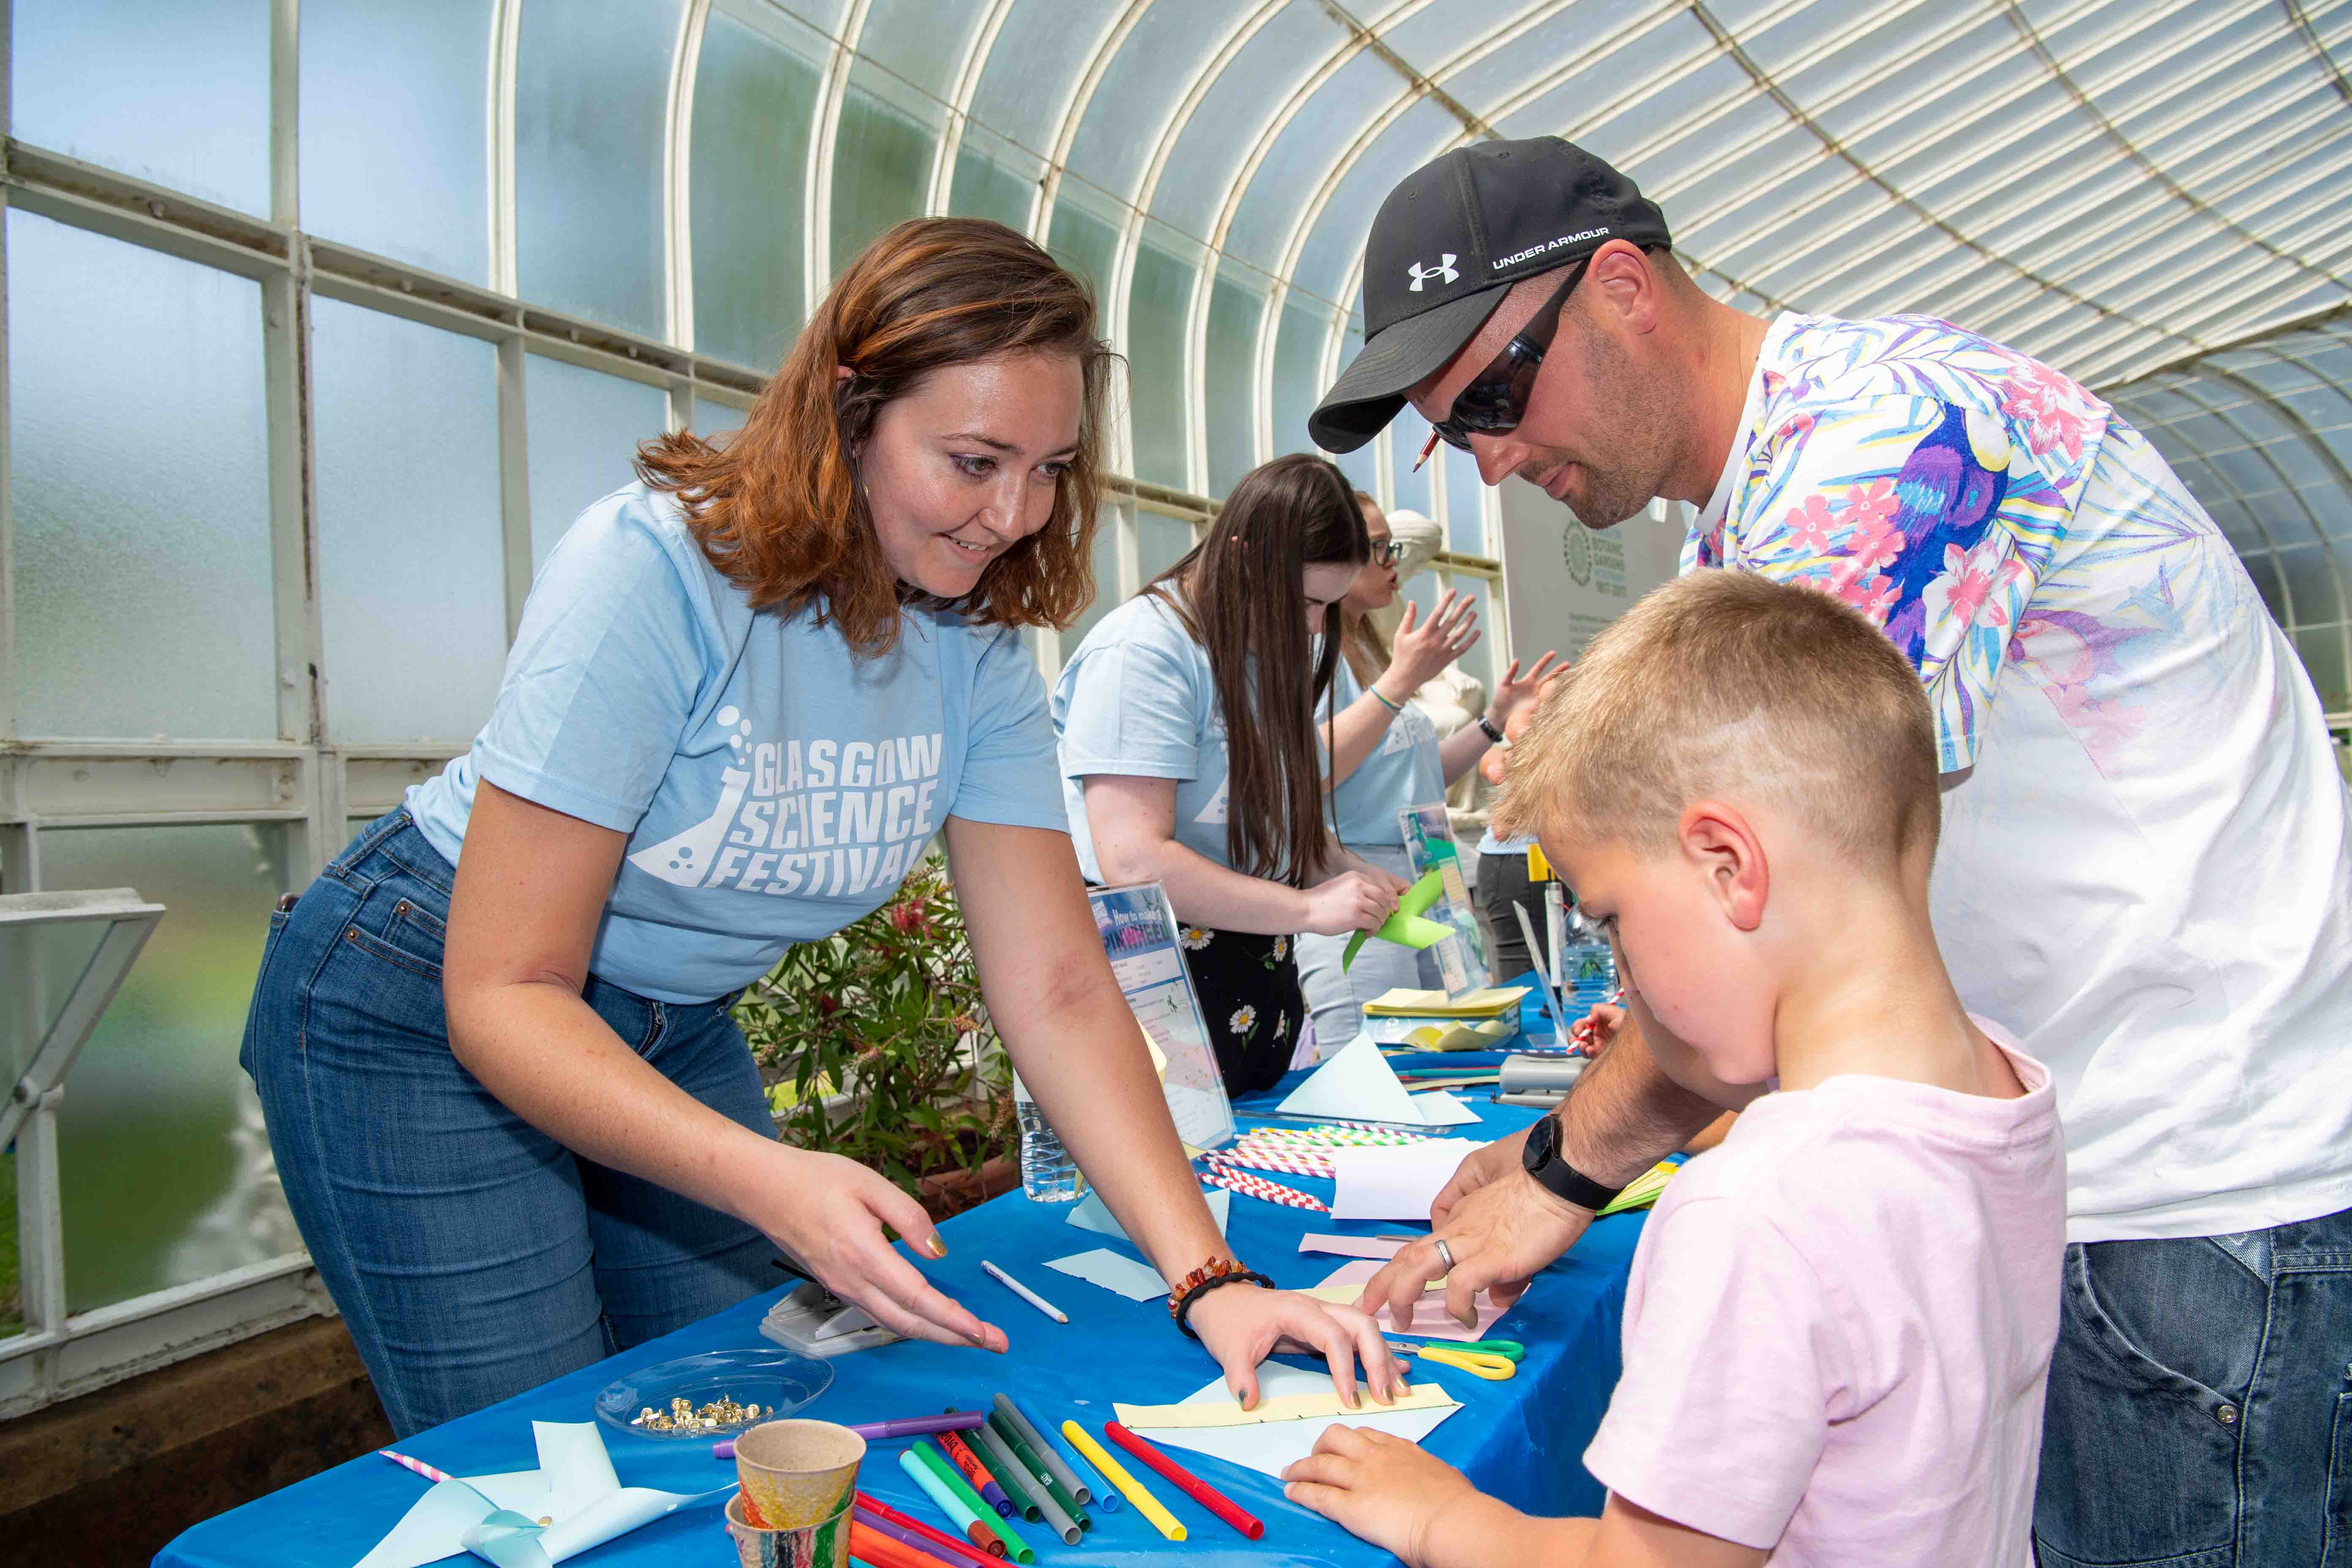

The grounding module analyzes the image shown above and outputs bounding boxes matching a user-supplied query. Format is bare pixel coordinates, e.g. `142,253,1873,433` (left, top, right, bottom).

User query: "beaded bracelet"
1168,1260,1274,1339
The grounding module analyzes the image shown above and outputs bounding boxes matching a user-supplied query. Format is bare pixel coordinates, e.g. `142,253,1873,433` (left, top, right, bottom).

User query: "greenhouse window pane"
300,0,490,283
1,1147,18,1339
516,0,681,338
1205,269,1265,498
1271,295,1332,461
8,211,275,740
311,299,506,745
857,0,986,98
691,3,822,370
830,63,938,283
1064,506,1127,653
1126,238,1196,491
525,355,671,573
1137,513,1197,587
1046,198,1119,326
694,397,751,440
1441,445,1489,558
12,0,270,216
2293,626,2349,713
1386,413,1433,520
41,824,299,1316
950,132,1040,233
2275,543,2346,630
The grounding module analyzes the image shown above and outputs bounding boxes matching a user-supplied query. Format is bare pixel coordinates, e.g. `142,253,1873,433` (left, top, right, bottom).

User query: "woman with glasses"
1297,490,1557,1051
1052,455,1414,1094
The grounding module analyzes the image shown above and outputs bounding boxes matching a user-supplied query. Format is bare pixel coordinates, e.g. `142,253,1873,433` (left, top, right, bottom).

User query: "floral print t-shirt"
1691,313,2352,1244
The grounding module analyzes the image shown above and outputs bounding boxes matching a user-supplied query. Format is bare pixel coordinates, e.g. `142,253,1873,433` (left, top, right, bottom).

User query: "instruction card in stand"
1399,802,1486,995
1089,881,1235,1152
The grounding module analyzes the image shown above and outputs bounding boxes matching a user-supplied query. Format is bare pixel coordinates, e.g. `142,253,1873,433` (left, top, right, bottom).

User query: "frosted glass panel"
1064,507,1126,653
830,64,937,282
1127,240,1195,490
857,0,986,98
1441,446,1489,557
12,0,270,215
1386,414,1433,519
692,3,822,369
1205,270,1265,498
1455,574,1495,694
1271,295,1331,459
0,1147,17,1339
41,825,299,1315
312,299,506,744
1137,514,1196,587
300,0,490,283
1045,200,1118,315
526,356,670,572
950,128,1038,232
517,0,681,337
694,397,750,439
8,211,275,740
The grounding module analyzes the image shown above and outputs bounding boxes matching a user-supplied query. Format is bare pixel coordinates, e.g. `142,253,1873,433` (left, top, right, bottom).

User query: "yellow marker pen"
1060,1420,1185,1543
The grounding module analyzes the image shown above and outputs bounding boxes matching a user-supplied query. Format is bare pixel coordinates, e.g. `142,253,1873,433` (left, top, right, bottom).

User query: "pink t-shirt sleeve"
1582,1193,1852,1551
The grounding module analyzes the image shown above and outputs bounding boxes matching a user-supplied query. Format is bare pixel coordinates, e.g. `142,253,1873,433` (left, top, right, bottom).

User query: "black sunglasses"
1415,261,1588,467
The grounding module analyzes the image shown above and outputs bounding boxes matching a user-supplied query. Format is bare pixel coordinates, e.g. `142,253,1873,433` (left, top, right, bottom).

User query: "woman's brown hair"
1145,454,1368,885
637,218,1112,655
1339,487,1391,688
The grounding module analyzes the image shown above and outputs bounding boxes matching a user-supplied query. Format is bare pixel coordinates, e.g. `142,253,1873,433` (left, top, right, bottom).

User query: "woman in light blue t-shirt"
1300,493,1556,1047
1054,455,1413,1093
239,222,1397,1436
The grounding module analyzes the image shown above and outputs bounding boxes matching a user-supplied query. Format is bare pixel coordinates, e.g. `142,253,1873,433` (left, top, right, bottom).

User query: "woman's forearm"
447,983,786,1222
1324,685,1406,786
1122,835,1313,934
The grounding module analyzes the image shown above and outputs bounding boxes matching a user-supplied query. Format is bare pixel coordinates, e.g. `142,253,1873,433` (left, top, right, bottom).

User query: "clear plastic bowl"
592,1347,835,1442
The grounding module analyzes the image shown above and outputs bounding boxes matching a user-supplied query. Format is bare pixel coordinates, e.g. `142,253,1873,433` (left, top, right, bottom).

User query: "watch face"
1522,1110,1557,1172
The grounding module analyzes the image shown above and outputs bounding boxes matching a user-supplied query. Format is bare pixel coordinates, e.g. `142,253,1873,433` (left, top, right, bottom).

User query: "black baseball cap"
1309,137,1671,454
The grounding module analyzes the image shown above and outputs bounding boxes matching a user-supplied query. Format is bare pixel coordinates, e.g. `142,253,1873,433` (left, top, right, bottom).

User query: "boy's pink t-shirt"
1582,1021,2064,1566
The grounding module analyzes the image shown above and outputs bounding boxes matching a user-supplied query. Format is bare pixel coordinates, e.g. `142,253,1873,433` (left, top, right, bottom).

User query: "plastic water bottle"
1012,1072,1082,1202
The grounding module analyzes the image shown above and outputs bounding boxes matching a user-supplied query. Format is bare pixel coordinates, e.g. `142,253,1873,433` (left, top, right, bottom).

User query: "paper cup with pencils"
728,1419,865,1567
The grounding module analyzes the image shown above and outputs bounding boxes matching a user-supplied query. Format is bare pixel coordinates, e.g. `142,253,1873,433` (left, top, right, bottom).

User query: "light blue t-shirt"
406,482,1067,1003
1326,656,1446,849
1051,592,1239,882
1479,827,1538,855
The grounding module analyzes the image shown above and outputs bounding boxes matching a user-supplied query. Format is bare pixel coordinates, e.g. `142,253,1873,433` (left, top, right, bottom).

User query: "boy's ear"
1679,801,1767,932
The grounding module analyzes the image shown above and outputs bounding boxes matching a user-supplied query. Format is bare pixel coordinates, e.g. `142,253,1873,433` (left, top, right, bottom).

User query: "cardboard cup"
724,1489,854,1568
732,1419,866,1531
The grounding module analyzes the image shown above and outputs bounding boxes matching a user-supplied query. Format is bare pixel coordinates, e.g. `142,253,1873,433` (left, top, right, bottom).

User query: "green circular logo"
1561,523,1594,587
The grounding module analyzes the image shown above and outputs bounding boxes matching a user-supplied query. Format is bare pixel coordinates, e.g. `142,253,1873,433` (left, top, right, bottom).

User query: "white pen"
982,1259,1069,1324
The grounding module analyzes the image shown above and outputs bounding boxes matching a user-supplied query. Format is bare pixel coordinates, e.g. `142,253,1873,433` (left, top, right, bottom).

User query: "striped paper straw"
1200,1162,1329,1212
1212,1143,1333,1179
1247,1124,1429,1146
378,1449,455,1485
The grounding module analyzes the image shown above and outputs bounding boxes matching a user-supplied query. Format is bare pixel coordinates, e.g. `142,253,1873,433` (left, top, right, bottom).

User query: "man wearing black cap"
1328,138,2352,1566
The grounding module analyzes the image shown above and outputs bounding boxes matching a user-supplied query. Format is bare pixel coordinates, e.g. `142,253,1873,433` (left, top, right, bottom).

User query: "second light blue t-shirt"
1326,655,1446,849
405,481,1067,1003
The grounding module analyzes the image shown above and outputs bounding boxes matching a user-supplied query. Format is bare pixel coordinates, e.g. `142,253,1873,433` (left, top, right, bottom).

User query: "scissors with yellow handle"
1385,1339,1517,1381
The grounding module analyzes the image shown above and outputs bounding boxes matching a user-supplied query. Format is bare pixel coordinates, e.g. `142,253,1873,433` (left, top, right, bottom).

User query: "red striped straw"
378,1449,455,1486
1200,1162,1329,1212
1212,1143,1332,1179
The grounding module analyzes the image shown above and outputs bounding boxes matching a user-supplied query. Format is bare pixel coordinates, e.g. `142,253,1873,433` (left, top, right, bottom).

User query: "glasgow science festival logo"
1561,521,1594,587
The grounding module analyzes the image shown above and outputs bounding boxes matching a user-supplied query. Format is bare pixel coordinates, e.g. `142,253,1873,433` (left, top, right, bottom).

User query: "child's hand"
1281,1426,1479,1565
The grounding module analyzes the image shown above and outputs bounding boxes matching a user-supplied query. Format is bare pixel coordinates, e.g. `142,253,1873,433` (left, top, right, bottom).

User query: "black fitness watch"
1476,713,1505,745
1521,1109,1625,1212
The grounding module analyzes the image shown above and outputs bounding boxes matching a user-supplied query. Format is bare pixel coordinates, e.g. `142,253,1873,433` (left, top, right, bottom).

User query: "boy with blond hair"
1285,570,2066,1567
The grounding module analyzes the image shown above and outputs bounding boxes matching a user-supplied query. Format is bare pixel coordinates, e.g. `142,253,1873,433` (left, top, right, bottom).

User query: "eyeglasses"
1367,539,1397,566
1413,262,1587,471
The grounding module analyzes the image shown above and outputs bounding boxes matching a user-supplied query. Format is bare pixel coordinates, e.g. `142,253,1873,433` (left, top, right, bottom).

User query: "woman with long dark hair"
1052,454,1410,1093
241,220,1395,1436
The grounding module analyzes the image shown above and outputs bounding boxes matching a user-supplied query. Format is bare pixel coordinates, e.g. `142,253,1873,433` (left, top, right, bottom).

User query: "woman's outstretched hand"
749,1145,1008,1351
1380,592,1481,697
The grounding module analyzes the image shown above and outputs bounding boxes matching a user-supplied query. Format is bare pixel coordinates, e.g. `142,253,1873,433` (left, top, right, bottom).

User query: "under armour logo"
1407,255,1458,291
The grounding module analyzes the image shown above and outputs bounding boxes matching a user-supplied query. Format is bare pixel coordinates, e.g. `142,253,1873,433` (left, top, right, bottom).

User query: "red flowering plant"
732,861,1013,1198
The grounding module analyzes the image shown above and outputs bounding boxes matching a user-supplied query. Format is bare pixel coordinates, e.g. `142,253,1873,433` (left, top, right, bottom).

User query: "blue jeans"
2034,1204,2352,1565
240,810,775,1437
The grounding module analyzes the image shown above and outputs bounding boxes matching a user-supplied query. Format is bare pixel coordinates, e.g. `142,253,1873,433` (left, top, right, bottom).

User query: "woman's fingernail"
927,1236,949,1258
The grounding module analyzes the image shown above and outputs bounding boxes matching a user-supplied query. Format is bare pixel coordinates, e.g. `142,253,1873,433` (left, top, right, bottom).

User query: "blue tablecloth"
156,1056,1637,1568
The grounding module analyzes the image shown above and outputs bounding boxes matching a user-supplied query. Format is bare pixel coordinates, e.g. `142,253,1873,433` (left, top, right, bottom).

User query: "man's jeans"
240,810,776,1437
2034,1204,2352,1565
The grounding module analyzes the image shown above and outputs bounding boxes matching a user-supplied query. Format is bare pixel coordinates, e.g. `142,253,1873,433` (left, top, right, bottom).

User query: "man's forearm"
1556,1011,1720,1187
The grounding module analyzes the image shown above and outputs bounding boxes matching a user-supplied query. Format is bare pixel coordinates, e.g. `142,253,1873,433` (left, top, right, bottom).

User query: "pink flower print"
1785,493,1841,555
1807,560,1899,625
1920,537,2027,663
1998,362,2092,463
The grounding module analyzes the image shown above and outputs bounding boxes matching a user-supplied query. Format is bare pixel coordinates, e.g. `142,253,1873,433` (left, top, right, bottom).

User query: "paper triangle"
1274,1032,1426,1125
1067,1186,1228,1244
1117,1364,1459,1479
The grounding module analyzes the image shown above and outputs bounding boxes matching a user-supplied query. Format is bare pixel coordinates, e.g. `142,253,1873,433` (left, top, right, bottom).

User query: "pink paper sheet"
1317,1258,1513,1340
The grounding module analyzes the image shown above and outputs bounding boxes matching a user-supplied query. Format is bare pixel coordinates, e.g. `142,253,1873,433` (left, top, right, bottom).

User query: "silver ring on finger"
1433,1238,1456,1272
